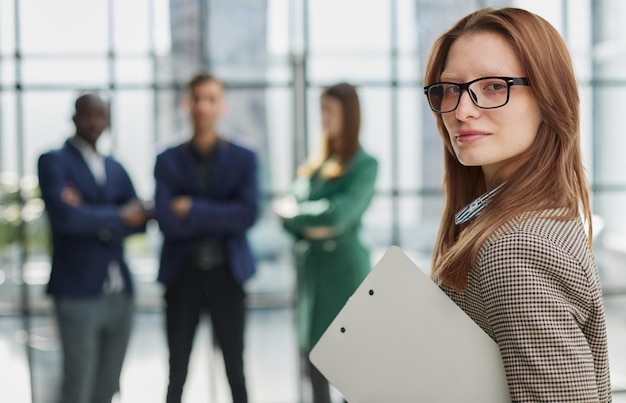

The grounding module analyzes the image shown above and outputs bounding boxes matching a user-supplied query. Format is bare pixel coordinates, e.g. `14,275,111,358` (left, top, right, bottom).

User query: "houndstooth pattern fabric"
440,210,611,402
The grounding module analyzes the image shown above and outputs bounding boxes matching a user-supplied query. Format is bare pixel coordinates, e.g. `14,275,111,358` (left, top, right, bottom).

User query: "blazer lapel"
179,142,203,194
101,158,117,201
64,141,103,199
208,140,228,195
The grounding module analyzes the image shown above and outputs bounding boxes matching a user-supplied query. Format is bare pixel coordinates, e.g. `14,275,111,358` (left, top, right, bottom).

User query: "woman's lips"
456,130,490,143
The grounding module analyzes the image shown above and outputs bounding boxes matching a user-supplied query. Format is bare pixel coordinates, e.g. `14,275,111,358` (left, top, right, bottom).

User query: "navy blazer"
154,139,259,285
38,140,145,297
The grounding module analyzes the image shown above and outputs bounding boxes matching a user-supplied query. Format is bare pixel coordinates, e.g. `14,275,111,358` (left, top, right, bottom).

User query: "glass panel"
307,1,391,79
363,195,393,259
593,87,626,185
113,0,150,54
580,84,593,178
21,58,109,86
398,194,443,263
155,88,182,146
219,88,273,191
208,0,272,82
595,57,626,80
592,1,626,79
512,0,564,32
115,57,153,85
309,0,390,53
153,0,172,56
396,0,418,53
398,54,421,83
398,87,425,191
1,91,18,173
168,0,203,81
594,192,626,288
0,59,16,86
19,0,108,55
264,87,294,192
267,0,290,55
567,0,592,81
22,91,78,176
205,0,291,83
213,58,292,83
0,0,16,56
0,95,20,312
111,90,155,201
0,93,26,318
308,56,391,82
155,54,177,86
359,87,392,191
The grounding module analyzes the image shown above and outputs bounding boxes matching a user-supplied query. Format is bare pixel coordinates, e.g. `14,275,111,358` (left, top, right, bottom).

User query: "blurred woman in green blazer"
273,82,378,403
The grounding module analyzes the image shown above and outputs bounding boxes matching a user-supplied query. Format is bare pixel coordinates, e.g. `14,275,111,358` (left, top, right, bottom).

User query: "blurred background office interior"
2,0,626,401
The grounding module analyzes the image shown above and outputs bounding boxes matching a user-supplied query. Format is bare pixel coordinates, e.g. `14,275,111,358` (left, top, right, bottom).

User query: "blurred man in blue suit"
154,73,259,403
38,93,150,403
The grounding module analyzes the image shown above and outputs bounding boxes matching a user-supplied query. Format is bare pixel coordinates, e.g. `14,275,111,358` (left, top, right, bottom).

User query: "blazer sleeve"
479,231,602,402
113,161,147,239
154,149,259,240
283,156,377,236
38,153,127,240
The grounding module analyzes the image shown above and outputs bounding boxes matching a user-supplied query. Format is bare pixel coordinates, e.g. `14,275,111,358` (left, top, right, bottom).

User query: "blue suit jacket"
154,139,259,285
38,140,145,297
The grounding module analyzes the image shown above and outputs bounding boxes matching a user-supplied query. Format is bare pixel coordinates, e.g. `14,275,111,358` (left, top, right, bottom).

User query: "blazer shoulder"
478,214,591,276
221,138,257,159
343,148,378,176
499,213,588,250
157,142,186,159
104,155,130,173
39,141,74,164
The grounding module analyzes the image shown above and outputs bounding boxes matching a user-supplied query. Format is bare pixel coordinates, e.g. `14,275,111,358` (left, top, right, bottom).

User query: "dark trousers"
306,356,347,403
165,263,247,403
309,359,332,403
54,293,133,403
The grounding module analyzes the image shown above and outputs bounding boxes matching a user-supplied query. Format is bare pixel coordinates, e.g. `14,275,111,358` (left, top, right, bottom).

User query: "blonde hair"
424,7,591,290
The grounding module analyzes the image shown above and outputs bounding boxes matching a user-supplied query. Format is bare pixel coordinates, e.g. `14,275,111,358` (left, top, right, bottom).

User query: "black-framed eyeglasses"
423,76,530,114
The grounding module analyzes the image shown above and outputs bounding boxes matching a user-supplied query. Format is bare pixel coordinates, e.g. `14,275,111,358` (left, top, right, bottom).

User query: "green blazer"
282,148,378,351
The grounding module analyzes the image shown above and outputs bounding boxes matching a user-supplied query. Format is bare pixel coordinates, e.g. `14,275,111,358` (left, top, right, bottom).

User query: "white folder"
309,246,511,403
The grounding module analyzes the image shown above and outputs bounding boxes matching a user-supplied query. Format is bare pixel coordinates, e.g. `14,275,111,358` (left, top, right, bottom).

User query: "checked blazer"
441,209,611,402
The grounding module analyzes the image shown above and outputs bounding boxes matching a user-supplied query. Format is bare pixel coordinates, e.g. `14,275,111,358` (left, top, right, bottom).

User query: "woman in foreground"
423,7,611,402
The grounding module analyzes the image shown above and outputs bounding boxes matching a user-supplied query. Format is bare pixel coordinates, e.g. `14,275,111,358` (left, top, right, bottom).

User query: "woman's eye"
444,85,460,95
484,82,507,91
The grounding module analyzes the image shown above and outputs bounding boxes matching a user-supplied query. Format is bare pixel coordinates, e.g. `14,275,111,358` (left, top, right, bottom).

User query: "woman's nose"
455,89,480,120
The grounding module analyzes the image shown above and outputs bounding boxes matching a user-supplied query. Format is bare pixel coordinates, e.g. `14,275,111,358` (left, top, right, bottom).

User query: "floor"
4,308,307,403
3,245,626,402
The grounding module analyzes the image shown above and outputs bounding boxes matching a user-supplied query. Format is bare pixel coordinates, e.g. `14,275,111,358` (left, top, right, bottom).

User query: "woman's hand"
272,195,298,219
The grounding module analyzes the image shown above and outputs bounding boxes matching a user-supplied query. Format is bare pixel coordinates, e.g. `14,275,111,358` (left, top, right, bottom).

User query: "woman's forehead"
441,32,523,80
